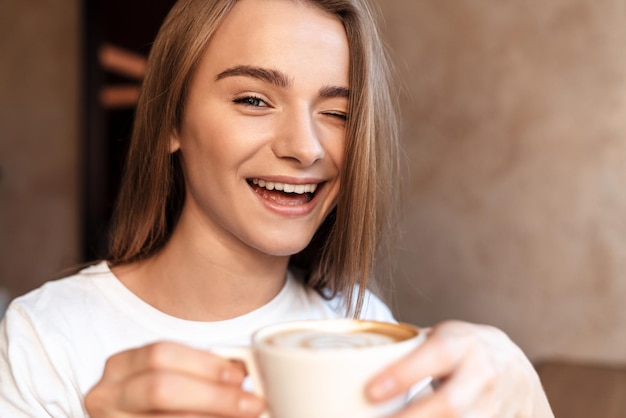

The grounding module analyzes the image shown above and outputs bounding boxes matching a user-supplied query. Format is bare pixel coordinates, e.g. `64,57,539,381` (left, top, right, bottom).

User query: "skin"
366,321,555,417
85,1,555,417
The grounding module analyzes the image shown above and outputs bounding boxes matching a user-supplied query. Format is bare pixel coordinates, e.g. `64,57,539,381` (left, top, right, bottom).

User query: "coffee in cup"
212,319,427,418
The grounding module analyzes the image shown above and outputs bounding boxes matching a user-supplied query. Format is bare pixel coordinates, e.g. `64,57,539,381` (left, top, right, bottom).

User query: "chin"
261,243,311,258
251,235,314,258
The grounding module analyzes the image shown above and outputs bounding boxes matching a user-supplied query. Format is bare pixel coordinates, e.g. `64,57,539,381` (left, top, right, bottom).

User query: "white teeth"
250,178,318,194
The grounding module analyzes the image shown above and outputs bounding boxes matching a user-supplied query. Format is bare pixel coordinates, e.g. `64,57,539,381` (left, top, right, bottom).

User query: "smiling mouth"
248,178,319,205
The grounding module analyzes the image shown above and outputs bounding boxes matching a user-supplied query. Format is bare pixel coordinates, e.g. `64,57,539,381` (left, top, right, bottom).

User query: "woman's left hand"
366,320,554,418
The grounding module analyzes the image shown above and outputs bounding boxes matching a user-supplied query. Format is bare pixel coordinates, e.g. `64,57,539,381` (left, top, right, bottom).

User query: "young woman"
0,0,554,417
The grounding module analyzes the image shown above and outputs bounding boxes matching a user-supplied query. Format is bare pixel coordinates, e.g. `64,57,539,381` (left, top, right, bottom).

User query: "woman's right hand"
84,341,265,417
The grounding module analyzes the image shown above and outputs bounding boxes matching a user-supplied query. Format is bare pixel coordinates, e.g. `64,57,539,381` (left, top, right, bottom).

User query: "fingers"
117,370,264,417
367,321,473,402
390,348,504,418
85,341,265,418
366,320,544,418
104,341,246,385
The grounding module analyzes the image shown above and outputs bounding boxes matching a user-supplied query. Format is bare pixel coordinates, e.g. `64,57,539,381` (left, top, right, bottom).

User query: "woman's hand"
366,321,554,418
84,341,265,418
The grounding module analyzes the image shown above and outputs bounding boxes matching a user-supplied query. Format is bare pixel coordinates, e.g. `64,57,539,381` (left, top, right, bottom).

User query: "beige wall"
377,0,626,364
1,0,625,365
0,0,81,299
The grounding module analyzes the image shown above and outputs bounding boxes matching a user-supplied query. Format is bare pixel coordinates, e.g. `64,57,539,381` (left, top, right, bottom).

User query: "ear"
169,129,181,153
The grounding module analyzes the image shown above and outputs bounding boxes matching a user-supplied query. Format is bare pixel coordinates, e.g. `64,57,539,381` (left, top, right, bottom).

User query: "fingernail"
368,376,396,400
238,396,264,414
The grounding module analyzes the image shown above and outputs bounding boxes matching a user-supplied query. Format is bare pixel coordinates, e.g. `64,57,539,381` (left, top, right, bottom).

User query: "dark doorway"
82,0,177,260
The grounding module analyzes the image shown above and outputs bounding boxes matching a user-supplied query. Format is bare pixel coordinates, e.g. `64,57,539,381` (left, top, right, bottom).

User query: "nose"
272,109,324,166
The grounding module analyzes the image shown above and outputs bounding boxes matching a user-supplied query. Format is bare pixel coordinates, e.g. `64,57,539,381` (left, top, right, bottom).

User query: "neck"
112,213,290,321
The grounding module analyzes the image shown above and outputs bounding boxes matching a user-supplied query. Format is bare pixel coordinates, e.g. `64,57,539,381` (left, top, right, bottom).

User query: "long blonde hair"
108,0,400,317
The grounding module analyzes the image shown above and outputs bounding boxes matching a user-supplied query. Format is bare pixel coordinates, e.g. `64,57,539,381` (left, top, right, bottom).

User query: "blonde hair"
108,0,400,317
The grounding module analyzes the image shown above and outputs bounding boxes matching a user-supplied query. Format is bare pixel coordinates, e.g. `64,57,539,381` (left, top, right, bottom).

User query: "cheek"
325,140,345,202
317,122,347,170
327,134,346,172
200,113,274,157
335,141,346,170
180,116,235,160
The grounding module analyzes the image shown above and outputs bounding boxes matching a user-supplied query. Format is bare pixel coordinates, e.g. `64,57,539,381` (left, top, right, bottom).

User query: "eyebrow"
216,65,291,88
215,65,350,98
319,85,350,99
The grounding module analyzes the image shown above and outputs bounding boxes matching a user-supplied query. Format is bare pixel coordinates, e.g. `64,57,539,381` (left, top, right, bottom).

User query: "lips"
248,178,320,206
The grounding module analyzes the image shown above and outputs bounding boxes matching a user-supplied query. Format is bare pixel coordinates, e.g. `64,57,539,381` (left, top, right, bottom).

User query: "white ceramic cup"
212,319,427,418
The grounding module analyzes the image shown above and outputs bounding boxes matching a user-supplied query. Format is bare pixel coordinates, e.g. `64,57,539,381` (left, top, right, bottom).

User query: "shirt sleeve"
0,302,87,417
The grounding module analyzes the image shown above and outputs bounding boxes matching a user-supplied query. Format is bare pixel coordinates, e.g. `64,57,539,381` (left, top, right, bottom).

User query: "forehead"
195,0,349,85
216,0,342,36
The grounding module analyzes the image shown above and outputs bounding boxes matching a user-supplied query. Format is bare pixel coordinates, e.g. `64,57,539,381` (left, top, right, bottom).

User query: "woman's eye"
233,96,268,107
324,112,348,122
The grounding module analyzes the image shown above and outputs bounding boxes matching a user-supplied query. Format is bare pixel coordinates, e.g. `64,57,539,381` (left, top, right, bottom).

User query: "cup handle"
209,346,267,416
209,347,264,396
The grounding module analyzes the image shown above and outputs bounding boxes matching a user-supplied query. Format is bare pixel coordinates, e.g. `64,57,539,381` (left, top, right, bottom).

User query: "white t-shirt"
0,262,396,417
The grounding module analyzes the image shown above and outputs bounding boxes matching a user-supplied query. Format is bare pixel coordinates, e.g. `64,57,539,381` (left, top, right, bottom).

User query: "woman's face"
171,0,349,257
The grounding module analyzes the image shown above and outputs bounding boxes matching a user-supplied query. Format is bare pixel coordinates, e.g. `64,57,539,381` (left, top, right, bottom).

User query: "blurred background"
1,0,625,415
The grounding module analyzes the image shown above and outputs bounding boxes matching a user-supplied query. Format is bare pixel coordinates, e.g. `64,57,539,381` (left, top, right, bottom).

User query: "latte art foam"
265,330,398,349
